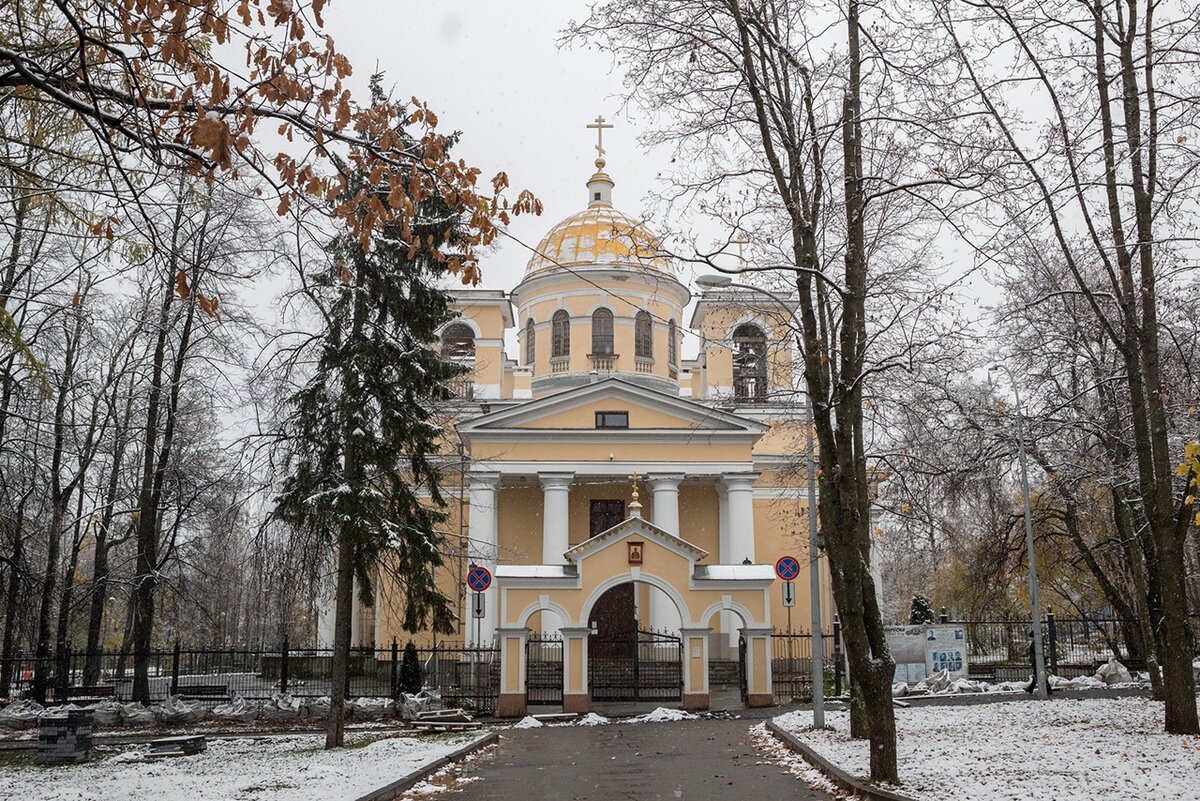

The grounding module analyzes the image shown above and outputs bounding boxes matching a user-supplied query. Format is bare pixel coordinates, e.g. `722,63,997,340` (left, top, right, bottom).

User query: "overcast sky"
325,1,694,293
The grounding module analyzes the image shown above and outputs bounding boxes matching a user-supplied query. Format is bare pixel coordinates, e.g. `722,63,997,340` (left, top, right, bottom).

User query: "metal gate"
525,633,563,705
588,628,682,702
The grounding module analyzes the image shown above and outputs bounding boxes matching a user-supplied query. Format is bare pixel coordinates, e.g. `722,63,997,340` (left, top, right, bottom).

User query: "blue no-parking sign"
467,565,492,593
775,555,801,581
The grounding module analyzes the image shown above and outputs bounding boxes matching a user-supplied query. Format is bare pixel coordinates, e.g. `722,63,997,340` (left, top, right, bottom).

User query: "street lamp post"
989,364,1049,700
696,273,824,726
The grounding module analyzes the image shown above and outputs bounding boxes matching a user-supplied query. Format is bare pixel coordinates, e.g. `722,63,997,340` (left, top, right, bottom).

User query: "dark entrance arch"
587,583,682,702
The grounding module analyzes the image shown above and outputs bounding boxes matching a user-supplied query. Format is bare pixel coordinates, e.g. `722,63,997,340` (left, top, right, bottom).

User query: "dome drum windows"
732,323,769,402
525,318,536,366
634,311,653,361
551,310,571,363
590,308,616,371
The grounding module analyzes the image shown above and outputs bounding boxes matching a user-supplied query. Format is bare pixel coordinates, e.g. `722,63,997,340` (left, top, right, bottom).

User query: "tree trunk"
0,506,27,693
325,536,355,749
54,489,87,659
32,311,83,702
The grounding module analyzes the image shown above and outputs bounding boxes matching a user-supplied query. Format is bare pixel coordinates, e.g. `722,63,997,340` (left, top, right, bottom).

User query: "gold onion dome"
524,157,674,276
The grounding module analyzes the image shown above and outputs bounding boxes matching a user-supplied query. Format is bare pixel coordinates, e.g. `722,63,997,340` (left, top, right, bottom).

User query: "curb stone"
765,720,916,801
352,730,499,801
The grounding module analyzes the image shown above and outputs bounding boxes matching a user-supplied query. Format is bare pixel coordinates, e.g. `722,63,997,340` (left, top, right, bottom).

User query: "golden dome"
525,207,672,275
524,160,674,276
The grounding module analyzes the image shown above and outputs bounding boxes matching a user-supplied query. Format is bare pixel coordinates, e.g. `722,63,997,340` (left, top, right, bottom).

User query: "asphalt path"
447,716,834,801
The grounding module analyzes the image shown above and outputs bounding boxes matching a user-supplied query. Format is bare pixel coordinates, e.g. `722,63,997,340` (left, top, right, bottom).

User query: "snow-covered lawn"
0,731,485,801
773,697,1200,801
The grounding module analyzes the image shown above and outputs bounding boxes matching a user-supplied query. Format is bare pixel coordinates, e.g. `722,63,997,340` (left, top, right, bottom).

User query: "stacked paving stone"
38,708,94,764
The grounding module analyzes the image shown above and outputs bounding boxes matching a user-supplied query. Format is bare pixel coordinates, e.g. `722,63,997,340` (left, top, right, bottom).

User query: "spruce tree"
274,76,460,748
909,594,935,625
399,641,424,695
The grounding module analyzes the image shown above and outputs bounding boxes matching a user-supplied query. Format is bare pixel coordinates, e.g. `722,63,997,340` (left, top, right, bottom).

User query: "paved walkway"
448,716,832,801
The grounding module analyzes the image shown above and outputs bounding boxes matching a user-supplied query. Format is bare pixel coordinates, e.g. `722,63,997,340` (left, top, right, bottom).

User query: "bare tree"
934,0,1200,732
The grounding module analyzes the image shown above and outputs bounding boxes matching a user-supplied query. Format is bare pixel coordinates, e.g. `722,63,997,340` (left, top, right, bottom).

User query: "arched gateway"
494,506,775,717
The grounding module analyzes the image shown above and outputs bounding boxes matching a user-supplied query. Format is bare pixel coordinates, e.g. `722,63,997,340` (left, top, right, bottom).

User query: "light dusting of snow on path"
0,731,485,801
773,697,1200,801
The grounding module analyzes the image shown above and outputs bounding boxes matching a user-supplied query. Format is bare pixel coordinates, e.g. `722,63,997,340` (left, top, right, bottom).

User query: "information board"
884,624,969,683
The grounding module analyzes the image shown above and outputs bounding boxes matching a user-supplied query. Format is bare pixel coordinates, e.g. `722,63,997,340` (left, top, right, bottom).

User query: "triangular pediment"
563,514,709,563
457,378,766,436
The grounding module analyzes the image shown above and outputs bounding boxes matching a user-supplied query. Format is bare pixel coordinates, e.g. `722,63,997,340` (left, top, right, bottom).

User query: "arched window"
525,318,535,365
592,308,614,355
732,323,768,401
668,319,678,365
440,322,476,359
552,310,570,358
635,311,653,359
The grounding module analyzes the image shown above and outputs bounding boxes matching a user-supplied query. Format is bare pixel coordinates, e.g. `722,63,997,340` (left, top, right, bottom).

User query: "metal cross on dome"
587,115,614,159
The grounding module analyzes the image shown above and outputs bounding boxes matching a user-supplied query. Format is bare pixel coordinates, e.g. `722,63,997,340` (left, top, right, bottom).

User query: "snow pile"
626,707,698,723
773,696,1200,801
512,716,543,729
577,713,610,726
0,731,488,801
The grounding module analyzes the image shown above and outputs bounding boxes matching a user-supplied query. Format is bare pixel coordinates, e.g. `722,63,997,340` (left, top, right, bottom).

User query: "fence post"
939,607,949,624
833,616,843,697
390,639,399,697
1045,607,1058,676
280,636,289,694
170,639,181,696
57,646,71,703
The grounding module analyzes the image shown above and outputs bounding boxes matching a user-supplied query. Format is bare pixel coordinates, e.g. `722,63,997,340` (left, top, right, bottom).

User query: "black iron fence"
770,630,838,702
1,640,500,712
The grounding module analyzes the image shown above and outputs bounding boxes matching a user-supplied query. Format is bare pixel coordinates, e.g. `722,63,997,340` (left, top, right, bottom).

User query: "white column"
648,474,683,535
648,474,684,633
721,473,759,650
721,473,758,564
717,482,734,652
467,472,500,644
540,472,574,564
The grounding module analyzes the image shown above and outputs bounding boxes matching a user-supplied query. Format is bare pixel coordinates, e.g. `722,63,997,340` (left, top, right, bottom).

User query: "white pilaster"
648,474,684,632
467,472,500,644
540,472,574,565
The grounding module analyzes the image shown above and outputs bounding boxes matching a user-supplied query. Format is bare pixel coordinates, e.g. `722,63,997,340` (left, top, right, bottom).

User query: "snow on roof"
494,565,578,579
692,564,777,581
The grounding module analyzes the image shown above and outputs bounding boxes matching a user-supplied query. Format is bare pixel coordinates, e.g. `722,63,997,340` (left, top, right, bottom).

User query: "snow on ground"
625,707,697,723
0,731,485,801
773,697,1200,801
576,713,609,726
512,716,543,729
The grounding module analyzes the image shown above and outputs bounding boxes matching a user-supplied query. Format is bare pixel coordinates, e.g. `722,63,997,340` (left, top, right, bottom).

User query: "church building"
342,122,832,715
